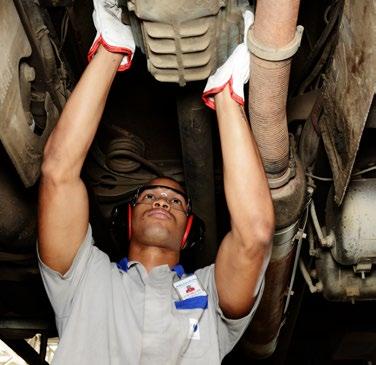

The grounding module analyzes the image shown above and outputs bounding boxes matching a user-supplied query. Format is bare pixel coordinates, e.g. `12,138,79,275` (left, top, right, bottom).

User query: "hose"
248,0,301,176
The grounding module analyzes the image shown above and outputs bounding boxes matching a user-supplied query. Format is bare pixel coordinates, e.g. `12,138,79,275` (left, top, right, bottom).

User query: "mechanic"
37,1,275,364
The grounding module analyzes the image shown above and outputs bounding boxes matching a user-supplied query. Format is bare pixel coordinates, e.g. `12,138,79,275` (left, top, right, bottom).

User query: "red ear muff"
181,215,194,249
128,203,132,241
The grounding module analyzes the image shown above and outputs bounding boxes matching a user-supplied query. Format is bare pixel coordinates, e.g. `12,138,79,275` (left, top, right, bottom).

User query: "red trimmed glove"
202,10,254,110
88,0,135,71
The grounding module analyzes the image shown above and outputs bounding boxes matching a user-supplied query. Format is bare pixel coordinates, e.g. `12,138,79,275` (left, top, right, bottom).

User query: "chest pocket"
174,297,213,360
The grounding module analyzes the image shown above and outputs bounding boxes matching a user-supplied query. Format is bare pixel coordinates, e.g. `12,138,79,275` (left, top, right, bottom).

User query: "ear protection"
110,188,205,250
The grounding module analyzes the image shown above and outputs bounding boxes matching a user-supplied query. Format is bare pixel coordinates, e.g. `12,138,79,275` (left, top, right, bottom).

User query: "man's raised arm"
214,86,274,318
38,1,134,275
202,10,274,318
38,47,122,275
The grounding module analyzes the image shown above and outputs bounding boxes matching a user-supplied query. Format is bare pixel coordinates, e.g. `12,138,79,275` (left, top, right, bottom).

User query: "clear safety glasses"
134,185,191,215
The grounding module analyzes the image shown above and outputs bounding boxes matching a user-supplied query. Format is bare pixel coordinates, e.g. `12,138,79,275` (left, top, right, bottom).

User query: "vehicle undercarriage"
0,0,375,363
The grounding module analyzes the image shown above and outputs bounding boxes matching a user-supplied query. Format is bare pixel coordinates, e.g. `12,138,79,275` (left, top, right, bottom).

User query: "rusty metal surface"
319,0,376,205
126,0,249,85
240,245,296,358
317,248,376,302
326,179,376,266
271,150,306,229
0,0,60,187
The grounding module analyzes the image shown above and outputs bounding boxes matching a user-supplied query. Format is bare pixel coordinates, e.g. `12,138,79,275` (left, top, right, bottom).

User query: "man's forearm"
42,46,122,180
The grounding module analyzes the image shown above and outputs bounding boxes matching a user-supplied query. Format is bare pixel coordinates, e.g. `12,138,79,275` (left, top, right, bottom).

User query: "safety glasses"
134,185,191,215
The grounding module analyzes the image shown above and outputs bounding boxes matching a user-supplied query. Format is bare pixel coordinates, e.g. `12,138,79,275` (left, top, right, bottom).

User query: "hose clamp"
268,135,297,189
247,25,304,61
268,165,295,189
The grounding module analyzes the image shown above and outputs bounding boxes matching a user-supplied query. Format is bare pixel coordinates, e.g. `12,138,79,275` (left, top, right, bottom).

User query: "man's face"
130,178,189,252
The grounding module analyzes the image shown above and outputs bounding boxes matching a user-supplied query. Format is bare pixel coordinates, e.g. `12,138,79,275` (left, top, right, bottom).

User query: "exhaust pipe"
242,0,305,358
248,0,302,176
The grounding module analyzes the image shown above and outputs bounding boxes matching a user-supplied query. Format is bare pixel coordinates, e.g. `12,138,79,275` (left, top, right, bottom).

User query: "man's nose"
152,197,171,210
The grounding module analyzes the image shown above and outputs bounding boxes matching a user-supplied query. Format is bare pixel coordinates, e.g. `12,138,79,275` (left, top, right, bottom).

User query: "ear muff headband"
128,203,132,241
181,215,194,249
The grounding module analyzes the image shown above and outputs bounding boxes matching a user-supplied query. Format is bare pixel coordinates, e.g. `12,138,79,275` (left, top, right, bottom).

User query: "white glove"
88,0,135,71
202,10,254,110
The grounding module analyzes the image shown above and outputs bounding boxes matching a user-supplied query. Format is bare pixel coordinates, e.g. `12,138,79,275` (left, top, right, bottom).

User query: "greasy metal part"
244,122,305,348
271,151,306,229
283,209,309,314
272,220,300,259
316,248,376,302
125,0,249,85
13,0,64,112
177,87,217,267
310,200,335,248
299,258,323,294
240,225,297,358
268,163,294,189
248,0,301,176
241,209,308,358
19,63,35,127
0,0,62,187
325,179,376,266
319,0,376,205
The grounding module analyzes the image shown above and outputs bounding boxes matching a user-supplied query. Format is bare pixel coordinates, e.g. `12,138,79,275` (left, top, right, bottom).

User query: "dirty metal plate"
319,0,376,205
127,0,223,23
127,0,248,85
0,0,59,187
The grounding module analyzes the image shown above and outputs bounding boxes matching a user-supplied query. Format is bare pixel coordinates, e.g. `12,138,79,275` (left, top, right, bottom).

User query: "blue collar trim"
171,264,184,279
117,257,129,272
116,257,185,278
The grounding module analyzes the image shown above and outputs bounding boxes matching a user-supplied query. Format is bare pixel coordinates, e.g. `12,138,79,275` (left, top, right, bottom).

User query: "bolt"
21,63,36,82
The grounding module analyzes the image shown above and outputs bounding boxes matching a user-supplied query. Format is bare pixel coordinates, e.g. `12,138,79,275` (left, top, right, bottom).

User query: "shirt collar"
117,257,185,278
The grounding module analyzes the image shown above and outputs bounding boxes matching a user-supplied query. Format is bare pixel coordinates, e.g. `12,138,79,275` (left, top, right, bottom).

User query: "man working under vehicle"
37,1,274,364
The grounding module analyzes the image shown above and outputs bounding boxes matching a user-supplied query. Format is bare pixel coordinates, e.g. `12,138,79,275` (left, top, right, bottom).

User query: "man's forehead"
149,178,186,194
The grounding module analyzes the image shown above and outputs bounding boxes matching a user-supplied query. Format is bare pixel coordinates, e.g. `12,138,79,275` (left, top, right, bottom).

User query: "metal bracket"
353,261,373,280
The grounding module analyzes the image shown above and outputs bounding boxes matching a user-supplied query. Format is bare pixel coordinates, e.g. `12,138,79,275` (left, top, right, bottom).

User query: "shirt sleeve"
37,224,96,319
195,264,265,360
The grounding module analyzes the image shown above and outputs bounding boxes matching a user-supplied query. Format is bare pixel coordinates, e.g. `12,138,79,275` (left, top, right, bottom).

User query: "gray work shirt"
39,225,263,364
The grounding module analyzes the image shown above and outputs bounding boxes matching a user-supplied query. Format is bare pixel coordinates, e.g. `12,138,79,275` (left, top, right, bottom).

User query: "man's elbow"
251,218,274,250
41,154,66,186
236,213,275,253
40,140,75,185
